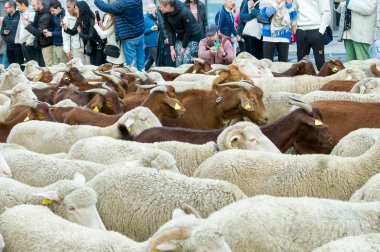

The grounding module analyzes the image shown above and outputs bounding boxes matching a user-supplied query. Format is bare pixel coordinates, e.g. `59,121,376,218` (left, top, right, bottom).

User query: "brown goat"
272,60,317,77
0,103,56,142
161,82,268,129
32,70,54,83
317,58,345,76
320,80,357,92
33,86,59,104
206,64,253,87
132,102,332,154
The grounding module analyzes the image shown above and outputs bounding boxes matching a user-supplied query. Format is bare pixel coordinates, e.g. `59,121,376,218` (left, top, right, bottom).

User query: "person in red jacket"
198,24,234,65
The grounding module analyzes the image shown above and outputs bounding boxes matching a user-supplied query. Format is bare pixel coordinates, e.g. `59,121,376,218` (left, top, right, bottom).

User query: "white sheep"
344,59,380,77
350,77,380,94
3,147,179,187
6,106,162,154
349,169,380,202
0,153,11,178
252,68,366,95
158,195,380,252
264,92,302,123
68,122,280,176
53,99,79,107
194,138,380,199
0,173,105,229
300,90,380,104
312,233,380,252
0,204,231,252
86,166,247,241
0,67,29,91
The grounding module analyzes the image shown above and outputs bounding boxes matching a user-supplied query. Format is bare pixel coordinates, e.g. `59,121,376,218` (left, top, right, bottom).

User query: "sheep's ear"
73,173,86,186
172,208,187,219
34,191,60,204
0,90,12,97
155,241,178,251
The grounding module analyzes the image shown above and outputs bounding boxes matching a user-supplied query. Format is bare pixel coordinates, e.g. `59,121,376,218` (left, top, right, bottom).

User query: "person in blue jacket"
144,3,159,70
94,0,145,70
215,0,237,38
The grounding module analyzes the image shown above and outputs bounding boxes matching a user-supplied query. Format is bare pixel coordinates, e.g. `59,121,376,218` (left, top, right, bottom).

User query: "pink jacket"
198,35,234,65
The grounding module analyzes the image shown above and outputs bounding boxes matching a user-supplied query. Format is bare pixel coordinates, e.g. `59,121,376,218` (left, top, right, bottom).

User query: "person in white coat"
94,13,125,65
334,0,378,61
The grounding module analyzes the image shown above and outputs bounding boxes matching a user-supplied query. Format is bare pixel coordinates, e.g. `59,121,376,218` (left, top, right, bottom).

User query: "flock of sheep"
0,53,380,251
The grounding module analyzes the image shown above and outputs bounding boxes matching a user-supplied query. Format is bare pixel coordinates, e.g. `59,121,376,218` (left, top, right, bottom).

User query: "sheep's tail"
117,124,134,141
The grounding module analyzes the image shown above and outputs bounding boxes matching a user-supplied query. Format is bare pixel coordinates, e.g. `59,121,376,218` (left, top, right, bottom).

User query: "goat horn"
92,70,122,84
329,53,336,60
135,84,157,89
101,83,113,91
203,65,230,74
83,88,108,95
289,100,313,114
123,71,147,81
146,228,192,252
217,81,253,91
288,96,306,104
11,100,41,109
150,85,168,93
191,57,206,64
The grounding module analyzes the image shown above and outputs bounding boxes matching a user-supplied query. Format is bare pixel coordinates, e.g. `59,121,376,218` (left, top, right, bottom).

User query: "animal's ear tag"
152,249,163,252
41,198,53,205
332,67,338,73
92,106,100,112
174,103,181,110
244,102,252,110
315,119,323,126
24,116,30,122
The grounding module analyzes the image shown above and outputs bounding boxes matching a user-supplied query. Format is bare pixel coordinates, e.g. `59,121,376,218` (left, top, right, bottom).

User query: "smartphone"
95,10,101,22
214,39,220,51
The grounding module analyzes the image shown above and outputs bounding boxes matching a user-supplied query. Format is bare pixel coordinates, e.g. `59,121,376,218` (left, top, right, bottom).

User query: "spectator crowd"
0,0,378,71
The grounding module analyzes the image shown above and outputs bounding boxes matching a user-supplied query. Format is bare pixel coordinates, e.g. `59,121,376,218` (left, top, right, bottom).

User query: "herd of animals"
1,52,380,251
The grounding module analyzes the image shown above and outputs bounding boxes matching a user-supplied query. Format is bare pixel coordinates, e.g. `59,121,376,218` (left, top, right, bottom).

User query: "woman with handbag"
94,13,125,66
63,1,106,66
260,0,297,62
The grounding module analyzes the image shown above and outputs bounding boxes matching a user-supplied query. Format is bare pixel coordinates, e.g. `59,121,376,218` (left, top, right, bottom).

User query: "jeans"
0,53,9,68
122,35,144,71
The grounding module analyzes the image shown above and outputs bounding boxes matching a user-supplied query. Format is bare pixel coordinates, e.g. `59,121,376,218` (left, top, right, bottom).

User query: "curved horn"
135,84,157,89
289,100,313,114
203,65,230,74
329,53,336,60
92,70,122,84
83,88,108,95
11,100,41,109
150,85,168,93
217,81,252,91
191,57,206,64
288,96,306,104
146,228,192,252
100,83,113,91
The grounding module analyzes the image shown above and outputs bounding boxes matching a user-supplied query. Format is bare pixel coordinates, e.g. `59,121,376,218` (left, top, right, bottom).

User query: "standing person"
334,0,377,61
158,0,202,67
43,0,68,65
63,1,106,66
240,0,262,59
15,0,44,66
94,0,145,71
156,9,176,66
23,0,53,67
94,12,125,66
294,0,331,70
0,17,9,68
260,0,297,62
185,0,207,38
61,0,85,64
215,0,237,38
144,3,159,70
2,1,24,66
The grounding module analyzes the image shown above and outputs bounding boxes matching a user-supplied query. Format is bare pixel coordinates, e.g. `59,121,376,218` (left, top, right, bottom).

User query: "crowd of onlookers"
0,0,377,72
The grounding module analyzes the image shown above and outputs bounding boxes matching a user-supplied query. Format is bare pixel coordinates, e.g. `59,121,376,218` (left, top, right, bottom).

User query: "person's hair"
101,13,115,30
49,0,62,9
185,0,198,4
5,0,16,9
75,1,95,35
66,0,76,4
158,0,175,7
34,0,43,4
15,0,28,7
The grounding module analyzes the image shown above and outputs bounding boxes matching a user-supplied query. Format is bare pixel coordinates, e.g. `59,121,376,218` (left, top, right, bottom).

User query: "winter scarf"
261,0,292,37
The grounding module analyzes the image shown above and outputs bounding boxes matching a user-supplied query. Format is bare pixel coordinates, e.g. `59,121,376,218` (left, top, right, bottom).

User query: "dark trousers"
22,44,45,67
243,35,263,60
145,46,157,71
263,41,290,62
6,44,24,67
296,28,325,70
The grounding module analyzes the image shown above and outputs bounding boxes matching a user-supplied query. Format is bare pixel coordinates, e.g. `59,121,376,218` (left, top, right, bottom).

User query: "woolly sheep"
300,90,380,105
312,233,380,252
264,92,302,123
0,204,231,252
53,99,79,107
0,153,11,178
194,138,380,199
0,67,29,91
6,106,162,154
3,148,179,187
86,166,247,241
344,59,380,77
331,128,380,157
349,165,380,202
0,174,105,229
159,195,380,252
252,68,366,95
0,94,9,106
68,122,280,176
350,77,380,94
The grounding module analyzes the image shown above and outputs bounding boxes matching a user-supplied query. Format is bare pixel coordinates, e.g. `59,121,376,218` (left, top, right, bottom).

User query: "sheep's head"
118,106,162,137
351,78,380,95
0,153,11,178
22,60,40,74
318,58,345,76
217,122,280,152
34,173,105,230
344,68,366,81
2,82,37,105
146,208,232,252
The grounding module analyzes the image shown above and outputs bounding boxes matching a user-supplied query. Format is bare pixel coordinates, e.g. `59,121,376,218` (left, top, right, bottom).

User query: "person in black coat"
62,1,106,66
2,0,24,66
185,0,207,38
158,0,202,66
156,9,176,67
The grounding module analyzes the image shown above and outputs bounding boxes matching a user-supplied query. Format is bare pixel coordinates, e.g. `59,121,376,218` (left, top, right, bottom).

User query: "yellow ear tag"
24,116,30,122
127,127,131,132
314,119,323,126
41,198,53,205
152,249,163,252
332,67,338,73
92,106,100,112
174,103,181,110
244,102,252,109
